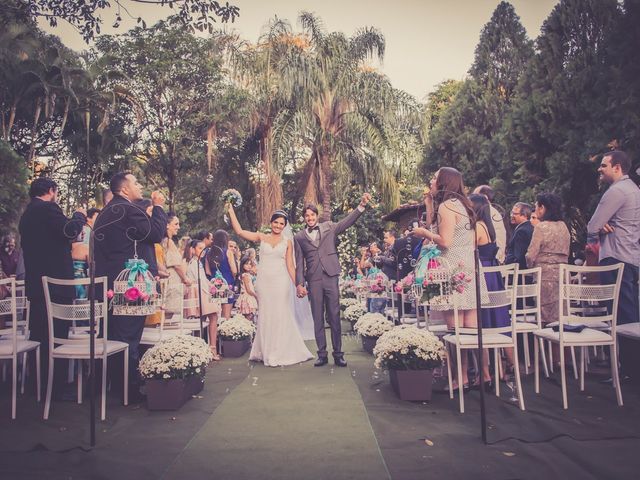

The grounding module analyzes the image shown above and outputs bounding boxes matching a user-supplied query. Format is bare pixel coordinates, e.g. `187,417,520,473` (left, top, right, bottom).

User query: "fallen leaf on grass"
502,452,516,457
171,417,177,421
423,439,434,446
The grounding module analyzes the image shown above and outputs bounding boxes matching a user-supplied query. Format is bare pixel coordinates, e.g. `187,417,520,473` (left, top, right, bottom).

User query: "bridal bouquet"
354,312,393,338
343,303,367,324
218,314,256,341
220,188,243,207
373,325,445,371
139,335,212,380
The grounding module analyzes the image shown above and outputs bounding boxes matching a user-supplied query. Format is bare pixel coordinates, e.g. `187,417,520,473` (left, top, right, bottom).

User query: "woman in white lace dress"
226,204,313,367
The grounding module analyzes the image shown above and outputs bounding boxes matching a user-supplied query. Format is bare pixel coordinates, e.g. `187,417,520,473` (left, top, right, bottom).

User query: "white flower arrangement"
373,325,445,370
343,303,367,323
354,312,393,338
340,297,360,312
218,314,256,341
139,335,213,380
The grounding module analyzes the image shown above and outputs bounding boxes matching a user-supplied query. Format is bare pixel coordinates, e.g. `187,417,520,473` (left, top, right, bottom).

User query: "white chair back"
0,277,18,353
514,267,542,327
41,276,108,353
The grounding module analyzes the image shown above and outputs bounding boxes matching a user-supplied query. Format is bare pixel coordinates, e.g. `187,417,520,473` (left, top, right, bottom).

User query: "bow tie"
307,226,319,233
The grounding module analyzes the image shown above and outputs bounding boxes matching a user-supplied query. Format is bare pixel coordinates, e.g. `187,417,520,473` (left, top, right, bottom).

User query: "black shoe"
334,357,348,367
314,357,329,367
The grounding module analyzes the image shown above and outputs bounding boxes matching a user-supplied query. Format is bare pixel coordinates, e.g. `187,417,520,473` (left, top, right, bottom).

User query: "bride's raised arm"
226,203,264,243
285,239,296,284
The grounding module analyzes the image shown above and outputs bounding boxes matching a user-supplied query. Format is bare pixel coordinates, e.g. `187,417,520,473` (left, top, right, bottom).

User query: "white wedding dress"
249,238,313,366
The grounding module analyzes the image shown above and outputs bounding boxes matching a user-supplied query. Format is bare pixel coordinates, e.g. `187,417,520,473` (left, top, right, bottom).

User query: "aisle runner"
162,354,390,480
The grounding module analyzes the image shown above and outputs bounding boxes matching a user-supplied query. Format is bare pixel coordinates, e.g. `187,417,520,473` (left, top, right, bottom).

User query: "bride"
226,204,313,366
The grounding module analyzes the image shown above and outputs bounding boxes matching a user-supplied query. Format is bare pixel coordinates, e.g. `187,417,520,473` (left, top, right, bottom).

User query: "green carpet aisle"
162,342,390,480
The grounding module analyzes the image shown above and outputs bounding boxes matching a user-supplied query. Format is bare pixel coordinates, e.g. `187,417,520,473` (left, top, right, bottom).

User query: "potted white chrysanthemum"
340,297,360,312
373,325,445,401
139,334,213,410
343,303,367,331
353,312,393,354
218,314,256,357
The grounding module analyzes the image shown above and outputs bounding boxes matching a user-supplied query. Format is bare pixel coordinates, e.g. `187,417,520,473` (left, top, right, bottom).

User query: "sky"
38,0,560,100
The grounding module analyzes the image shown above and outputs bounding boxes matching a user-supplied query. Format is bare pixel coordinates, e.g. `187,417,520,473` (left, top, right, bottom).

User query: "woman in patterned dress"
413,167,478,390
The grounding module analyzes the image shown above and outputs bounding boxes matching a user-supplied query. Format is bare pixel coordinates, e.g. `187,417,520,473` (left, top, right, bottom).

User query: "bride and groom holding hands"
226,192,372,368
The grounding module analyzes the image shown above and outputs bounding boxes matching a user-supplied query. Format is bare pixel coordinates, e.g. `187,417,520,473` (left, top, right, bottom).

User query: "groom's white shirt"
305,205,365,242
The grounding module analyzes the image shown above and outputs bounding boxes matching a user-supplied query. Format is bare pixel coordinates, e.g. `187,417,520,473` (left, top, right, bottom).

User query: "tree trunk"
255,126,283,227
318,143,333,222
28,98,42,168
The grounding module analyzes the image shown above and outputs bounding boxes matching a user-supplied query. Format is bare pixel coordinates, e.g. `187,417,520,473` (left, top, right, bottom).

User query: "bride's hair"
270,210,288,225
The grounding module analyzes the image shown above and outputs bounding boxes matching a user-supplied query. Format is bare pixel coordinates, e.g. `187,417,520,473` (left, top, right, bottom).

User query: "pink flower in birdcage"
213,278,224,287
456,285,465,294
210,285,218,295
124,287,141,302
427,259,440,269
107,289,114,299
140,292,150,302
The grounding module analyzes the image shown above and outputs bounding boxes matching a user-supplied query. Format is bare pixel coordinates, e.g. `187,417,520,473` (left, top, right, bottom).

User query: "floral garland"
139,335,212,380
373,325,445,371
354,312,393,338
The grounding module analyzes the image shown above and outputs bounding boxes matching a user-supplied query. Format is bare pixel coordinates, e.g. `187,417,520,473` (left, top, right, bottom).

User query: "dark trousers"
599,257,639,325
308,274,342,358
106,313,145,393
29,298,69,394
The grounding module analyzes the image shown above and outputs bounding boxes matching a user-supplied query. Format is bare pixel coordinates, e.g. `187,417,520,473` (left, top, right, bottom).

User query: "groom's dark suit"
294,207,363,359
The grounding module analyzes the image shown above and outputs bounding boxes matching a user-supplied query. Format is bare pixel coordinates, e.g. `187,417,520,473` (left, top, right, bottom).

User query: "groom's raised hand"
360,192,372,208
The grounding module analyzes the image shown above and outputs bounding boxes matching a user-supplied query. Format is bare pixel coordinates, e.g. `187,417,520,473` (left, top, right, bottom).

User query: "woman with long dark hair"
163,213,192,318
206,229,237,320
413,167,478,390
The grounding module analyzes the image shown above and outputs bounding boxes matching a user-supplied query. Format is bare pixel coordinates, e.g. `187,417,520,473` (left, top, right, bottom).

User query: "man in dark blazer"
94,172,167,400
505,202,534,269
294,193,371,367
19,177,86,396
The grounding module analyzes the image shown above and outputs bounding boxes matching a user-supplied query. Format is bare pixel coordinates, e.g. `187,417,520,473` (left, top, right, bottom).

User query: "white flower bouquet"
218,314,256,341
139,335,213,380
373,325,445,370
354,312,393,338
343,303,367,323
340,297,360,312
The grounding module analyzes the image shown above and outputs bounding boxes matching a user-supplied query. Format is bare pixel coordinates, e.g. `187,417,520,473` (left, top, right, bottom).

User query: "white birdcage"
111,253,160,316
209,273,234,304
412,252,454,307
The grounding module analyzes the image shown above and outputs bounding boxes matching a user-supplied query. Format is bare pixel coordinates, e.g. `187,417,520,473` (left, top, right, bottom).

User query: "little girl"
235,256,258,321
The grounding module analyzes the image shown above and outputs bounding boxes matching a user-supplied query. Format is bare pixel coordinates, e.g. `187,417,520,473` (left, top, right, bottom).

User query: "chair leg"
456,347,464,413
571,347,578,380
21,352,27,394
523,332,530,374
560,343,568,409
123,347,129,406
548,341,553,373
534,335,540,394
493,349,500,397
513,345,525,411
446,344,454,400
580,347,585,392
539,338,549,378
12,354,17,419
44,355,54,420
35,347,41,402
101,357,107,421
77,360,83,404
611,342,623,407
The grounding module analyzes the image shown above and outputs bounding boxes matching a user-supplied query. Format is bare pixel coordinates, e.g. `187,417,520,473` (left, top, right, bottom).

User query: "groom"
295,193,371,367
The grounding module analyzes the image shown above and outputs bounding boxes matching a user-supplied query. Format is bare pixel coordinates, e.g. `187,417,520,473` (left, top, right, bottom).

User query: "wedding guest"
236,255,258,322
470,193,513,386
163,214,192,319
186,239,221,360
473,185,507,263
380,229,398,280
0,234,19,276
413,167,477,390
206,229,237,320
79,208,101,246
526,192,570,326
530,212,540,227
18,177,86,398
505,202,534,270
94,172,167,402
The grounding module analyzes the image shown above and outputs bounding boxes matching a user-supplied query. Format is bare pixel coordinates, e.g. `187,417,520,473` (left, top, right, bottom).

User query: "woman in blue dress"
469,193,513,385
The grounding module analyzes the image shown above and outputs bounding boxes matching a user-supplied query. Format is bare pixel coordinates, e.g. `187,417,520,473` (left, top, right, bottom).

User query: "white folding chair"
533,263,625,409
443,263,525,413
140,281,189,346
0,277,40,419
42,276,128,421
513,267,549,376
411,284,448,335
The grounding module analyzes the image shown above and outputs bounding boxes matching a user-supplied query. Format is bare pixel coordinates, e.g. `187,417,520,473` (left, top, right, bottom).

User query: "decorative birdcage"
412,256,454,307
110,255,160,316
209,271,234,304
